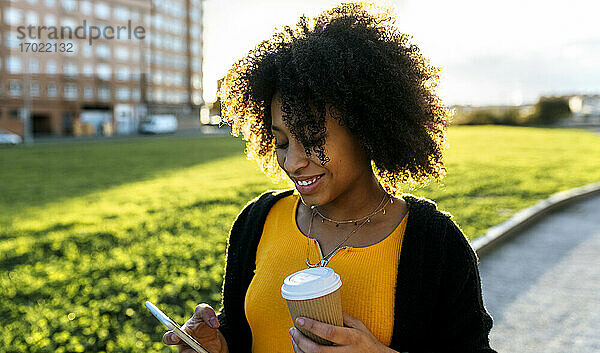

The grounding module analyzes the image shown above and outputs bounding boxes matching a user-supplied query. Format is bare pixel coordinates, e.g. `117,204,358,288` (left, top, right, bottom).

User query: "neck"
315,173,386,222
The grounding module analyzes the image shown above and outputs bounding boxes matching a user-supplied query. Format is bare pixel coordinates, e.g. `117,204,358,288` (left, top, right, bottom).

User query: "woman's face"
270,93,373,207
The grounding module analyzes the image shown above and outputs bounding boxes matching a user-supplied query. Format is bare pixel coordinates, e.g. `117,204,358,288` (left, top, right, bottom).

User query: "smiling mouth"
293,174,325,186
296,175,322,186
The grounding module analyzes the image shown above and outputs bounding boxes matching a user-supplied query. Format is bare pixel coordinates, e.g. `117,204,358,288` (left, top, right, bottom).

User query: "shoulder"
230,188,295,231
402,194,477,261
241,188,295,216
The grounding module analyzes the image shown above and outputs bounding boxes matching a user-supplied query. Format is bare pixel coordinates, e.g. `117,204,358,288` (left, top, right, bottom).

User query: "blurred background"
0,0,599,352
1,0,599,141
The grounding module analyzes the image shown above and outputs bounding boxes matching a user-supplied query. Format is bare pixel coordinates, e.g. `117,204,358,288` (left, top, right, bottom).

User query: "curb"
472,181,600,258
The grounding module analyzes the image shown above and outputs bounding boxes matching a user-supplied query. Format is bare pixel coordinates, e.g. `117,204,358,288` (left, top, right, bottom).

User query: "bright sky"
203,0,600,106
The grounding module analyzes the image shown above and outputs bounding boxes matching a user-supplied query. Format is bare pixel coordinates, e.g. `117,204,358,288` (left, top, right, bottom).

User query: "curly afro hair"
217,1,451,196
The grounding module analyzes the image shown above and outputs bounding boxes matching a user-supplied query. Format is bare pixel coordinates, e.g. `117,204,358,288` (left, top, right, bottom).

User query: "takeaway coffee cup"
281,267,343,345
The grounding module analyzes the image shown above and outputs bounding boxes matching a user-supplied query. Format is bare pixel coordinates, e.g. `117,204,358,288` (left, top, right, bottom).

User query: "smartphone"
144,301,210,353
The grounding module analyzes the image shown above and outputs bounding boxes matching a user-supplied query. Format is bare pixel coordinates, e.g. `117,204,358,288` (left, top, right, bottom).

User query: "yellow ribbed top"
245,192,407,352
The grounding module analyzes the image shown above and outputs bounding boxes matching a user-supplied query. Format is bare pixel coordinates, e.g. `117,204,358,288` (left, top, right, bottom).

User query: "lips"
292,174,325,193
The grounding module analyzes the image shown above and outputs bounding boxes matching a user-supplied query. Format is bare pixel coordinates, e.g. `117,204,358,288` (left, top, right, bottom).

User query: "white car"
0,129,22,145
139,115,178,134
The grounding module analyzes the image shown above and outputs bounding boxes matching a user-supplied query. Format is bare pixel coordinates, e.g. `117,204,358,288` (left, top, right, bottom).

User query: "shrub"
453,108,524,126
527,96,571,125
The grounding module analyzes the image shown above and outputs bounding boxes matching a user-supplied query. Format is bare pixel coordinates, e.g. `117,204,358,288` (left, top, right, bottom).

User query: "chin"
299,193,328,208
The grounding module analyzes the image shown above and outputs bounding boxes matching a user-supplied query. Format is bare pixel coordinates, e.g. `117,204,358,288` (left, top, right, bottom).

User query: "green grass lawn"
1,126,599,352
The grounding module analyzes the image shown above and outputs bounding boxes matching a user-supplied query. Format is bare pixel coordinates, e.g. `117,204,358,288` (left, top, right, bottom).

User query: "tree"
529,96,571,125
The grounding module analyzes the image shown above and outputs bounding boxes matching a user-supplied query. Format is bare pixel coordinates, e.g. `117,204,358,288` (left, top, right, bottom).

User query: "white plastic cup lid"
281,267,342,300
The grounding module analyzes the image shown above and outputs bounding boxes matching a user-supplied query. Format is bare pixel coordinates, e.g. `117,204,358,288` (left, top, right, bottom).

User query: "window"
116,67,129,81
80,0,92,15
44,14,56,27
192,60,201,72
47,83,57,98
153,71,162,84
98,86,110,101
9,80,22,97
82,44,92,58
130,9,140,22
97,64,111,80
83,64,93,77
192,92,202,106
84,86,94,99
130,48,140,61
45,0,56,7
154,89,163,102
61,17,76,31
153,15,163,30
132,88,140,101
96,44,110,59
95,2,111,19
192,74,201,89
27,0,39,4
46,60,57,74
30,82,40,97
26,11,39,26
4,8,23,26
114,6,129,22
174,73,183,86
5,32,19,49
6,56,22,74
115,46,129,61
29,58,40,74
61,0,76,11
64,62,77,76
64,83,78,100
116,87,130,101
192,42,201,55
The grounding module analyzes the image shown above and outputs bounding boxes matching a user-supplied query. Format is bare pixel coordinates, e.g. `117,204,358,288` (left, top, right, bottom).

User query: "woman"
163,2,496,352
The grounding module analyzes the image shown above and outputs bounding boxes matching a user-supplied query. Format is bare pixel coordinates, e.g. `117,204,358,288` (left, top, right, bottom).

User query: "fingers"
193,303,220,328
295,317,356,346
290,327,325,353
162,330,180,345
163,303,219,348
291,333,305,353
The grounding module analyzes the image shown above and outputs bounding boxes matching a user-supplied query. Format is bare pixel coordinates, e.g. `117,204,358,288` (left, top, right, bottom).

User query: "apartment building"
0,0,204,137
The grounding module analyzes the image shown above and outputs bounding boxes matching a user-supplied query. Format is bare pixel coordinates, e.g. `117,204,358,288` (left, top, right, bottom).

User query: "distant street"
21,125,232,146
479,195,600,352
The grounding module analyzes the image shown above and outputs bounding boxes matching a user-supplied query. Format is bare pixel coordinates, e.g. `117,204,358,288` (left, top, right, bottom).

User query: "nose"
282,139,309,174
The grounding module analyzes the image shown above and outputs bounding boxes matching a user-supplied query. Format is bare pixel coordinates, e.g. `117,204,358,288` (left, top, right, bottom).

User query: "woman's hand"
289,312,395,353
162,303,229,353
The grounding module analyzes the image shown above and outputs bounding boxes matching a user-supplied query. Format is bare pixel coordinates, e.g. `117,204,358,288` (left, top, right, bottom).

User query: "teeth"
297,176,320,186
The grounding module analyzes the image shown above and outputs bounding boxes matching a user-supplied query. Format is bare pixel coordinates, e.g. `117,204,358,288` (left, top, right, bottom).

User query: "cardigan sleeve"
216,200,255,353
433,217,497,353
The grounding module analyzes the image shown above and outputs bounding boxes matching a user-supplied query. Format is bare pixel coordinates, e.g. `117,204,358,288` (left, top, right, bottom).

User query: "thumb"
192,304,220,329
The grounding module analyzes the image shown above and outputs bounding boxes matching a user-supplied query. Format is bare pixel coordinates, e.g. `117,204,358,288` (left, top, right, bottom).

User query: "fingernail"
172,335,179,343
296,318,304,326
210,317,218,327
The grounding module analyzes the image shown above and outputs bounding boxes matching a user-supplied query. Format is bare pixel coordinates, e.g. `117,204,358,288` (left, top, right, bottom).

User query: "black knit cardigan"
216,188,496,353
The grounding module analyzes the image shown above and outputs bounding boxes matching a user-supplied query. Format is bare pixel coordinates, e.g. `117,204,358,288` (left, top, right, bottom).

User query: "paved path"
479,195,600,352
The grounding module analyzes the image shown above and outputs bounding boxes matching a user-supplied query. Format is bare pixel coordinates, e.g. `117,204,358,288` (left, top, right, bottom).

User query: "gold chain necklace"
305,192,393,268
